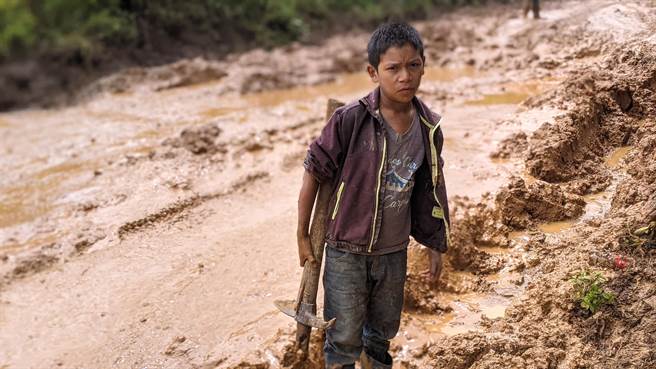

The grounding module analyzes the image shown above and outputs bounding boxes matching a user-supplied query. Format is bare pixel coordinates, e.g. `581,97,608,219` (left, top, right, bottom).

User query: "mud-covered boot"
359,351,392,369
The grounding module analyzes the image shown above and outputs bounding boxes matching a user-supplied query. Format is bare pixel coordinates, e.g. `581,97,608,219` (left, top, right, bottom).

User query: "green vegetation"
623,221,656,249
569,270,616,314
0,0,504,61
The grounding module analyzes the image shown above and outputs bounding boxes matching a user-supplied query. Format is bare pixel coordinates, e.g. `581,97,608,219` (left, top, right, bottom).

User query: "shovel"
274,98,344,356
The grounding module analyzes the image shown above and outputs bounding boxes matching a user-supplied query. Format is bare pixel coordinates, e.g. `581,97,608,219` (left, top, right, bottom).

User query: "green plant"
569,270,615,314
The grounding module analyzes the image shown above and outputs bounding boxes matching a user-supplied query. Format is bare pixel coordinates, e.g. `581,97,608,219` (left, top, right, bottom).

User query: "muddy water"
207,66,479,113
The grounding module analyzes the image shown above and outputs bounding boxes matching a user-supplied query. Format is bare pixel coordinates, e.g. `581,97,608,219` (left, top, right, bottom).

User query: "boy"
523,0,540,19
297,22,450,369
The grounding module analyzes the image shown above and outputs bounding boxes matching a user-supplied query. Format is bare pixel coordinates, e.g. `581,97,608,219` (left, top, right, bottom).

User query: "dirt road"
1,1,655,368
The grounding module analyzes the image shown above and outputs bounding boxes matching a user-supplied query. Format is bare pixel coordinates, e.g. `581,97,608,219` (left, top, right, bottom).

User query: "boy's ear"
367,64,379,83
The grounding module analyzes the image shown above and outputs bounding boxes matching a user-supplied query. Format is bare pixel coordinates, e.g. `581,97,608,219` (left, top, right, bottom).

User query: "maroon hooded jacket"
304,88,451,254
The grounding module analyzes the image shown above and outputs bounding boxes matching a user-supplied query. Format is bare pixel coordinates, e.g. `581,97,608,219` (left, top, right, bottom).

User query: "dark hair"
367,22,424,69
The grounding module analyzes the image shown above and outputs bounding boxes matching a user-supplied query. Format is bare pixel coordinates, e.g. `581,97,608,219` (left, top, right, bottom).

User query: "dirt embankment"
415,38,656,369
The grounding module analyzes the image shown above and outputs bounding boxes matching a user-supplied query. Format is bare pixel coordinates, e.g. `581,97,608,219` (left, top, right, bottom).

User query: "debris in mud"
82,58,228,97
163,335,191,357
164,123,223,155
620,221,656,250
11,253,59,279
72,230,106,255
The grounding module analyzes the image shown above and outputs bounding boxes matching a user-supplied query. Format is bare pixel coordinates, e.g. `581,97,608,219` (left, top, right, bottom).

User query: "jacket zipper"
368,136,387,252
331,181,346,220
420,116,452,249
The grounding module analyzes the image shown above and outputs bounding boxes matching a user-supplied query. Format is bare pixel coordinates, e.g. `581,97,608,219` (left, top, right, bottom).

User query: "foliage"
569,270,616,314
622,221,656,249
0,0,509,60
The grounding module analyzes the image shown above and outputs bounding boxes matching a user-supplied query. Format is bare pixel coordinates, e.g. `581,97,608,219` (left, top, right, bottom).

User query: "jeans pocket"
325,246,351,261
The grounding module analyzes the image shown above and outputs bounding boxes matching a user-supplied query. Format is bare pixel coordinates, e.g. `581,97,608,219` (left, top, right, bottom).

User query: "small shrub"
569,270,615,314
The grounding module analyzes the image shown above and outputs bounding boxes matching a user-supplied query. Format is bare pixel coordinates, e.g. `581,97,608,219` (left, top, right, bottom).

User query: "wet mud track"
1,1,656,368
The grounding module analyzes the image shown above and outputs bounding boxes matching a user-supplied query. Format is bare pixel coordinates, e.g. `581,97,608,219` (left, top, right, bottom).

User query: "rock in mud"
164,123,222,154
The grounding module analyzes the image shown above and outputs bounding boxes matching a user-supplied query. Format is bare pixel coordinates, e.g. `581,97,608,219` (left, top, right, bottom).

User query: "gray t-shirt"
374,110,425,253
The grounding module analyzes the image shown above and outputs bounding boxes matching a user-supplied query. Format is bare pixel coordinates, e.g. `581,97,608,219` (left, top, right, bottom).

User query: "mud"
1,1,656,369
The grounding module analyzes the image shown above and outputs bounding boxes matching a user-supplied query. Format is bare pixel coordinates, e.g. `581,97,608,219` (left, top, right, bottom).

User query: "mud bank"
414,23,656,369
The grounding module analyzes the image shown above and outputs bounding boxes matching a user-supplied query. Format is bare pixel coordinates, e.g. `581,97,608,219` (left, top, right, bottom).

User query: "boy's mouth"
398,87,416,94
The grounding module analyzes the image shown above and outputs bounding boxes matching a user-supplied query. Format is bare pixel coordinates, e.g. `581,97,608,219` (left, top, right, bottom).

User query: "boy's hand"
297,234,316,267
426,249,443,284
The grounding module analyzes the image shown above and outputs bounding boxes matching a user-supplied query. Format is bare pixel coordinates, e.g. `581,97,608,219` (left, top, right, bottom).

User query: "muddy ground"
1,1,655,368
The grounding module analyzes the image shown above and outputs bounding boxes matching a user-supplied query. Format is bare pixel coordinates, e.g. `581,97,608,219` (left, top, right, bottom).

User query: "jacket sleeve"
303,109,345,184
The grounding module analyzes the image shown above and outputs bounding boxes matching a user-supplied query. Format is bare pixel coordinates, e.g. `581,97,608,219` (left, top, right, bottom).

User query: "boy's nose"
398,68,411,82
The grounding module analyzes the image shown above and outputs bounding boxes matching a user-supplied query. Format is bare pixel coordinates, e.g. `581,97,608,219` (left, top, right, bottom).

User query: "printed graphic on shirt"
383,155,422,213
381,114,424,215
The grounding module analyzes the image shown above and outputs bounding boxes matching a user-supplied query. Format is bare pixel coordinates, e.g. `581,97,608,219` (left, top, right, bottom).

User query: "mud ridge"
118,171,269,239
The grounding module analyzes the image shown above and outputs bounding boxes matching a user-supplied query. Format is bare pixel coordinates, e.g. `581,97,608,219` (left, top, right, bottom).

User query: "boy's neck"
379,89,414,115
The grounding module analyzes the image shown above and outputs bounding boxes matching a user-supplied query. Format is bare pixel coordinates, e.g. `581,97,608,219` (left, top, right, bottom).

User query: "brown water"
0,160,99,229
463,80,554,106
606,146,631,168
199,66,479,119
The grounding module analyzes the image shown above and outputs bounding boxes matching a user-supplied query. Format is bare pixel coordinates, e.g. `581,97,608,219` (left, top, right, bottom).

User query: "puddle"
397,290,513,353
0,117,9,128
463,80,548,106
201,107,245,118
0,233,60,255
466,91,532,106
0,160,97,228
605,146,631,168
198,66,478,118
509,230,531,242
538,220,576,234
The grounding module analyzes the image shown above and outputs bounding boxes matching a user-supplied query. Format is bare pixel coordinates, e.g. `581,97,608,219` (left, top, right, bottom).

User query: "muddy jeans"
323,246,407,369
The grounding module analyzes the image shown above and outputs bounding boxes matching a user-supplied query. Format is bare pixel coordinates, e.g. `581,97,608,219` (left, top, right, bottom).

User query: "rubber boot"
360,352,392,369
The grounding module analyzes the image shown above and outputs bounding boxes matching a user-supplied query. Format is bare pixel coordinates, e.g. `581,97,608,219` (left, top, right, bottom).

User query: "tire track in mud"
117,171,269,240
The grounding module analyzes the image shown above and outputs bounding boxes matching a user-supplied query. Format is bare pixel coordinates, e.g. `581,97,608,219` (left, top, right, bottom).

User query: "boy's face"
367,43,424,105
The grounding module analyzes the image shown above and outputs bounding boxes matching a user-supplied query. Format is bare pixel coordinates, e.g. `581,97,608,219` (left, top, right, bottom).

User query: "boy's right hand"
297,234,317,267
